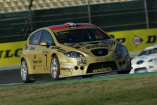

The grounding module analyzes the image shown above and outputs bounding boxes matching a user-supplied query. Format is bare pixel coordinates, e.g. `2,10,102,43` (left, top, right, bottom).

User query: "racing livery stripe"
52,46,66,53
139,55,150,60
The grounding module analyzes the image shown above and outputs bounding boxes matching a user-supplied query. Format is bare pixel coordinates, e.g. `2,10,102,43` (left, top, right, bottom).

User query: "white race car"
130,44,157,74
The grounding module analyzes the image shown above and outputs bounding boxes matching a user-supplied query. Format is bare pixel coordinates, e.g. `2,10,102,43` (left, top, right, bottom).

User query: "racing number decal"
42,50,49,69
45,54,47,66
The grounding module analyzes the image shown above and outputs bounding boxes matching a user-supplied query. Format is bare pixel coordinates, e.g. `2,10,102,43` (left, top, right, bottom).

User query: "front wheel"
117,69,131,74
82,75,93,78
21,59,35,83
50,55,60,80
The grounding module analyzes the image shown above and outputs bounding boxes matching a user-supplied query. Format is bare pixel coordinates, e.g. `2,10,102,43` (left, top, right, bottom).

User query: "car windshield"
138,48,157,56
54,28,110,43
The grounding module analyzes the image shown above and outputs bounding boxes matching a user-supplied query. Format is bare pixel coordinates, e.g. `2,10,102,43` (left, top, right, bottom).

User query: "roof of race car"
144,44,157,50
48,23,94,30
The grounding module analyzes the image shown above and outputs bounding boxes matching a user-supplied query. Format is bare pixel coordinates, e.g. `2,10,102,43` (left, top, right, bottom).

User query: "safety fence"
0,0,157,43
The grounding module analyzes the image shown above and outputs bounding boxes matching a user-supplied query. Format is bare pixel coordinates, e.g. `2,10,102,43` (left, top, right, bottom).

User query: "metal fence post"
28,0,34,31
144,0,149,29
88,0,92,23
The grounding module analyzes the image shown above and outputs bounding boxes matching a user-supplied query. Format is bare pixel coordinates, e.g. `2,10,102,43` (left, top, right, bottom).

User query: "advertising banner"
0,41,25,66
0,28,157,66
108,28,157,51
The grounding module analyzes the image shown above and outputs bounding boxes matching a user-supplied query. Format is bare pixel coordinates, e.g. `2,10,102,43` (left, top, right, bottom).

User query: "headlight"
64,51,84,57
115,46,125,53
149,58,157,62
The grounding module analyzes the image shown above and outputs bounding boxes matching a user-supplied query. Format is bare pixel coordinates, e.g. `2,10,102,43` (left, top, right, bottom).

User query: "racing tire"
21,59,35,83
117,69,131,74
50,55,60,80
82,75,93,78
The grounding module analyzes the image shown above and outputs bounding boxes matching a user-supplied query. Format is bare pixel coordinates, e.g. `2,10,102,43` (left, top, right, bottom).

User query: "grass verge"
1,73,157,105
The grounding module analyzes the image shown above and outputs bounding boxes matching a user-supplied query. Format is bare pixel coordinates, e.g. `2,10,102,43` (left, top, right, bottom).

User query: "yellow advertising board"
108,28,157,51
0,41,25,66
0,28,157,66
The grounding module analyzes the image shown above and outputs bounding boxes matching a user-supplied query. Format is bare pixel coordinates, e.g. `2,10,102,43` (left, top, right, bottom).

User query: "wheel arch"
20,57,32,74
51,53,57,57
51,52,67,62
21,57,25,62
50,53,60,78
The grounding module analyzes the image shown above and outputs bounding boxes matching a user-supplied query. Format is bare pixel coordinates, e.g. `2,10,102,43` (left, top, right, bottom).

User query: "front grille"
136,60,144,64
87,61,118,73
134,67,148,73
91,48,108,56
135,67,147,71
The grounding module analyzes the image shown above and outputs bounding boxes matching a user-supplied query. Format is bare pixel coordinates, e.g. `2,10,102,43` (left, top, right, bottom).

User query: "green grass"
1,73,157,105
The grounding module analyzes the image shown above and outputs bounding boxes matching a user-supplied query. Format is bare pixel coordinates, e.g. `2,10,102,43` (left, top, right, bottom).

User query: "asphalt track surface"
0,69,118,85
0,69,23,85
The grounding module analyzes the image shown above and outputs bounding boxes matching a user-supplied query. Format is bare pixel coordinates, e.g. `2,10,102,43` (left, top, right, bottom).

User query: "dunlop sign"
0,28,157,66
108,28,157,51
0,41,25,66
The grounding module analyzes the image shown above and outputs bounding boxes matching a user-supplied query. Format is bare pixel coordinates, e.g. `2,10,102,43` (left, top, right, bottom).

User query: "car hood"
58,39,117,55
131,54,157,64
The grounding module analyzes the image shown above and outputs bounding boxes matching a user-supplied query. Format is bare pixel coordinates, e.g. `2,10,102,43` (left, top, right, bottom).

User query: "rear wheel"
50,55,60,80
21,59,35,83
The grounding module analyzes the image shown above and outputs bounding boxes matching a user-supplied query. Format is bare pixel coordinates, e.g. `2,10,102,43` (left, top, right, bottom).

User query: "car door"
28,30,43,72
39,30,54,73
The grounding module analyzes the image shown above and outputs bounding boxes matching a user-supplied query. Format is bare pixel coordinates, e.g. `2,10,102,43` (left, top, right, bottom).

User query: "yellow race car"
20,23,131,83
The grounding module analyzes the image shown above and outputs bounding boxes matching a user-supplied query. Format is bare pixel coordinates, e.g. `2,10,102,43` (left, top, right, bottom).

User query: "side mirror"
109,35,115,39
40,42,49,48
